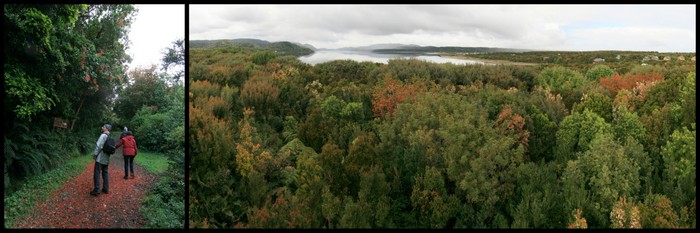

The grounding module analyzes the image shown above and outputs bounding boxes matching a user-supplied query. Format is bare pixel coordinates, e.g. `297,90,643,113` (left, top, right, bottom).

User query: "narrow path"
13,146,159,228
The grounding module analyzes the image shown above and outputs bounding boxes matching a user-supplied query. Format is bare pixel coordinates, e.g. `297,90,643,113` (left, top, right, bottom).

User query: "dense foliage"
4,4,136,190
188,43,695,229
4,5,184,228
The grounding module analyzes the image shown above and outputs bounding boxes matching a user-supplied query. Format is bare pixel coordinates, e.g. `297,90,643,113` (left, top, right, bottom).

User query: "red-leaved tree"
371,75,427,119
599,73,664,98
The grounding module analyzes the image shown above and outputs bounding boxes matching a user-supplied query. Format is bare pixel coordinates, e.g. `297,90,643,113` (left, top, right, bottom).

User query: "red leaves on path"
13,148,158,229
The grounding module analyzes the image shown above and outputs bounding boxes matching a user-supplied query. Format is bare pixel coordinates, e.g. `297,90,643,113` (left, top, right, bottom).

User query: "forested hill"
372,45,530,55
189,39,314,56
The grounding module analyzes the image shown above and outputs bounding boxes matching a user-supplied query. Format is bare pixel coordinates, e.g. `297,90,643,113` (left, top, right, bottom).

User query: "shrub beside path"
13,146,159,228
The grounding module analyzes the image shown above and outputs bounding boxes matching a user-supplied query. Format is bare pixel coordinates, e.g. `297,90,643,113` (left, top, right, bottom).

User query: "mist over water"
299,49,485,65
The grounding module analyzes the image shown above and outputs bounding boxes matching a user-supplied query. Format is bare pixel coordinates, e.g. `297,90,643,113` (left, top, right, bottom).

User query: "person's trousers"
124,156,134,176
93,162,109,192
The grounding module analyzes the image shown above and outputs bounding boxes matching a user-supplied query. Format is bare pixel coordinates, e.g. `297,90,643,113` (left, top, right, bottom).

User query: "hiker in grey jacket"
91,124,112,196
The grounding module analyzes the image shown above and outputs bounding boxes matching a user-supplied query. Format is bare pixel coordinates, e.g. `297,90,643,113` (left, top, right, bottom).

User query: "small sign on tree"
53,117,68,129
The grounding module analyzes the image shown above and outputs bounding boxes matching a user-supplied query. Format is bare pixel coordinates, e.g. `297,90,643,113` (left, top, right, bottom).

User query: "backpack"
102,133,116,154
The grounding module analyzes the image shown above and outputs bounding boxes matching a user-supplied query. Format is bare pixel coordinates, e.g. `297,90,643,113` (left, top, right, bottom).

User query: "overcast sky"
127,4,184,72
189,4,696,52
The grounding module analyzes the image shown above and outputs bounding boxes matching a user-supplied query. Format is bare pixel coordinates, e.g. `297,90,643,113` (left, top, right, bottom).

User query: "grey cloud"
189,5,695,51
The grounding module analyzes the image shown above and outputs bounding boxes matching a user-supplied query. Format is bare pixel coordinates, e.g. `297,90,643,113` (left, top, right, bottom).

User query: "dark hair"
126,131,133,136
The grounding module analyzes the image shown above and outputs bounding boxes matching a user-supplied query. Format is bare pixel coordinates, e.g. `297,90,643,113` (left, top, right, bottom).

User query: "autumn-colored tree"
568,209,588,229
193,95,229,120
247,189,303,228
371,75,427,118
189,103,238,228
240,76,281,121
189,80,221,103
639,194,680,228
235,108,272,178
599,72,664,98
610,196,642,228
495,104,530,150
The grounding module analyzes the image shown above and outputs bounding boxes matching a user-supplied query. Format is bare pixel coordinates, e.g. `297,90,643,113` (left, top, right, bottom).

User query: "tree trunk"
71,95,86,131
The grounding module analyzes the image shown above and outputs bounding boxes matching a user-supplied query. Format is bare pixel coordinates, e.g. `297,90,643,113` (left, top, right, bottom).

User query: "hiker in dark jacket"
91,124,112,196
116,131,138,179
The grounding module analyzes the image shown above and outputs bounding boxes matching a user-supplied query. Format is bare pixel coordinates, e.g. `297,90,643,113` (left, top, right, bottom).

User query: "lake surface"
299,50,485,65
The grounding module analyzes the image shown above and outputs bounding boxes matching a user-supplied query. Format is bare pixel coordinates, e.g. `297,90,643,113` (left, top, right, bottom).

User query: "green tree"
344,132,380,196
161,38,184,84
611,105,646,144
535,65,585,91
378,92,526,227
660,125,696,211
4,4,136,186
318,141,349,196
572,92,613,122
410,166,459,228
561,160,588,227
340,102,365,122
5,4,135,123
562,133,641,228
339,166,392,228
555,109,613,165
320,95,346,120
585,64,615,81
251,50,276,65
292,136,326,227
114,66,169,121
678,72,695,128
282,116,298,143
526,107,558,163
509,162,564,228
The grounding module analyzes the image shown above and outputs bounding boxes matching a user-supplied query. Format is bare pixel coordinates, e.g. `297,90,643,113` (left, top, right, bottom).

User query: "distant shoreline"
438,53,539,66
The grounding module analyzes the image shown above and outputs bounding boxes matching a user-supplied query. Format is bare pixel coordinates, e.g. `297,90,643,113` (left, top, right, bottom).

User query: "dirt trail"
13,145,159,228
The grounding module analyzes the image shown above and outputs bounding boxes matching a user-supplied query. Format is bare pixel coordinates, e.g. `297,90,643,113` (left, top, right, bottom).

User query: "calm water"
299,50,485,65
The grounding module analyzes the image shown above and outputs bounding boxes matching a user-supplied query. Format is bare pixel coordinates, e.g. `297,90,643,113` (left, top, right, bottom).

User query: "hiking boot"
90,190,100,196
101,190,109,194
130,175,135,179
124,175,128,179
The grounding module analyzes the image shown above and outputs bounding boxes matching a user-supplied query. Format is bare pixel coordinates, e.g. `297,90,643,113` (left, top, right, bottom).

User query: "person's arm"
116,138,124,148
93,134,106,157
